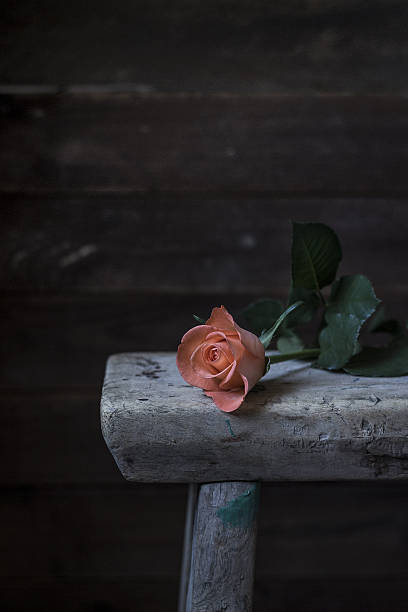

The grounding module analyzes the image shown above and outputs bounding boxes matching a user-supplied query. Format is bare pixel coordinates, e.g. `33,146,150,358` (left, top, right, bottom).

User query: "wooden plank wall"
1,2,408,610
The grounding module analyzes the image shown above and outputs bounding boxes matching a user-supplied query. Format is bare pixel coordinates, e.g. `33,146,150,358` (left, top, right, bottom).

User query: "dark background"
1,1,408,610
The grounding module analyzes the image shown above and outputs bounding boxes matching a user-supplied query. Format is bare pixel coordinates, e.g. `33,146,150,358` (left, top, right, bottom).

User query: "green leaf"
193,314,207,324
259,301,304,349
291,222,342,291
242,299,283,336
277,328,304,353
317,313,362,370
318,275,380,370
285,286,320,327
344,337,408,377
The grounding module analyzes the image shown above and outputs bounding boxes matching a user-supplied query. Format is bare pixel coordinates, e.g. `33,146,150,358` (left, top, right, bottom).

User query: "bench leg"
179,482,260,612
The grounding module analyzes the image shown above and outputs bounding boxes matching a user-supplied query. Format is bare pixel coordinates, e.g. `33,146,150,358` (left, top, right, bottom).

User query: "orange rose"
176,306,266,412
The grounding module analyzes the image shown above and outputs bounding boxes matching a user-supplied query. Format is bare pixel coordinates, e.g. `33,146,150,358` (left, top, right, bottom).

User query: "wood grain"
186,482,258,612
2,94,408,194
2,1,408,94
2,198,408,291
2,3,408,611
102,352,408,483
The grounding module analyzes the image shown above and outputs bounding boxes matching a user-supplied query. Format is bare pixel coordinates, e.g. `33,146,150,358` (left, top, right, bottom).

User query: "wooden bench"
101,352,408,612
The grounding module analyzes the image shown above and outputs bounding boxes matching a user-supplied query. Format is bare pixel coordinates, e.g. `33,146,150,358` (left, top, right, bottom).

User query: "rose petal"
219,361,243,390
190,339,233,376
179,325,213,346
206,306,237,334
177,326,221,390
177,307,266,411
225,335,245,362
205,331,227,342
235,323,266,360
191,343,234,380
205,389,243,412
203,342,232,372
236,350,265,392
190,343,219,378
205,374,249,412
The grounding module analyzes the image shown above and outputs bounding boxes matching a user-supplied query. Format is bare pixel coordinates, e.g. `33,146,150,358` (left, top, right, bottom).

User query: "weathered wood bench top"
101,352,408,483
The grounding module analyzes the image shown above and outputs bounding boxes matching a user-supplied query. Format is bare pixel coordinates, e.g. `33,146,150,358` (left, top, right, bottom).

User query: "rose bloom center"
203,343,231,373
209,347,219,362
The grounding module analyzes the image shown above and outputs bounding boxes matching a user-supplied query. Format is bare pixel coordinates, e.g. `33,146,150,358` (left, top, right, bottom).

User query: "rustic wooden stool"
101,352,408,612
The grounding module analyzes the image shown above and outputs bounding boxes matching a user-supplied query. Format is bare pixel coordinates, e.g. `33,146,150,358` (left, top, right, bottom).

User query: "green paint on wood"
217,484,260,529
225,418,236,437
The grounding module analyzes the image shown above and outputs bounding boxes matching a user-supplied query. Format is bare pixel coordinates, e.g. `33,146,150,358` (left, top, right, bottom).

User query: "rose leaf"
285,285,320,327
318,274,380,370
259,301,304,349
344,337,408,377
277,328,305,353
242,299,283,336
193,314,207,324
291,222,342,291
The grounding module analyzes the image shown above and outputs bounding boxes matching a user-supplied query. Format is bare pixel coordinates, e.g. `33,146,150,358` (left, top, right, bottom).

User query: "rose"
176,306,266,412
